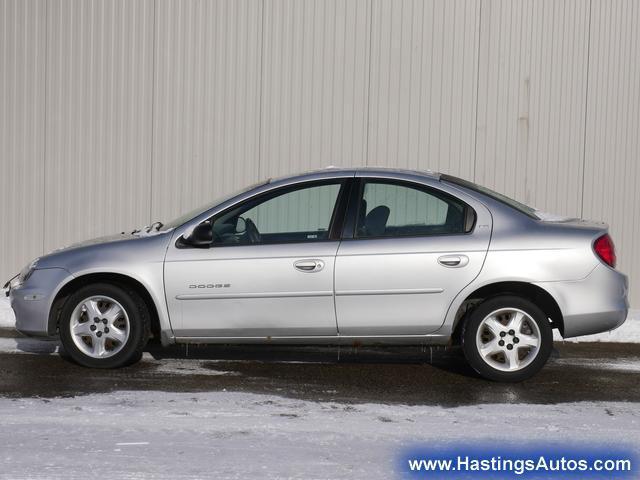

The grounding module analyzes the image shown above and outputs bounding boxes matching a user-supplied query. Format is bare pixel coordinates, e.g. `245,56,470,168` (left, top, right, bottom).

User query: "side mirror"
184,222,213,248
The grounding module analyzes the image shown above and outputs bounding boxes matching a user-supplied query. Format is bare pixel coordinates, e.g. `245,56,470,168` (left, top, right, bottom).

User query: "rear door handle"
438,255,469,268
294,259,325,273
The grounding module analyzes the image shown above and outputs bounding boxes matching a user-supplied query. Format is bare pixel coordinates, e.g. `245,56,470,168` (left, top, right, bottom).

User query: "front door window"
211,182,344,246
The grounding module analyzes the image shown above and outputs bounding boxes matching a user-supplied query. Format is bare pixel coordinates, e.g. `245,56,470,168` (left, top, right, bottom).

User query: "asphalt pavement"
0,330,639,406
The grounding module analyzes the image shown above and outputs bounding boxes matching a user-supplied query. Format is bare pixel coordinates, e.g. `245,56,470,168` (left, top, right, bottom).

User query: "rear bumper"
9,268,73,337
535,264,629,338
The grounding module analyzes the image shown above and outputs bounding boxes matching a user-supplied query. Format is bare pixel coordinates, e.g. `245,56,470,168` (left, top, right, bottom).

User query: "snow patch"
0,290,14,328
552,357,640,373
149,358,237,376
0,391,638,479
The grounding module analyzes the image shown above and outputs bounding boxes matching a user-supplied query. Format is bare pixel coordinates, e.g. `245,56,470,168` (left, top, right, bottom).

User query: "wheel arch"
450,281,564,344
48,272,162,342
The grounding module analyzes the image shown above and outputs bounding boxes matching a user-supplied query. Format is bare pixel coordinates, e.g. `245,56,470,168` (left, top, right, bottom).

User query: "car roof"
268,166,441,185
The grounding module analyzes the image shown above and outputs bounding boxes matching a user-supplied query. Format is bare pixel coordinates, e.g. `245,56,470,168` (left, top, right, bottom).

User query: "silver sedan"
5,168,629,381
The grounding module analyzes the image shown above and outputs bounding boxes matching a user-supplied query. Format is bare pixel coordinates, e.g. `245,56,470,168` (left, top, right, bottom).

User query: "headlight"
12,258,39,288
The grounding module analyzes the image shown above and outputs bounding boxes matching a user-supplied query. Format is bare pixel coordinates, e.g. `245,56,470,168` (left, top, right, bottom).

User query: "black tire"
461,295,553,382
59,283,150,368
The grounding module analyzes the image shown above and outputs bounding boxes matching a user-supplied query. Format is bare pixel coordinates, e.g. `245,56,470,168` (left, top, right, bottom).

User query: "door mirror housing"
184,221,213,248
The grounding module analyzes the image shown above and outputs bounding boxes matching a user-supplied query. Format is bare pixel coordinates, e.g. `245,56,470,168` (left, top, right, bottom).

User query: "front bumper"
536,263,629,338
8,268,73,337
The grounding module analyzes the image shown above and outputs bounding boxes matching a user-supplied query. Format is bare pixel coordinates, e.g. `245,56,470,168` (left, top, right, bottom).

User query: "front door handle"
294,259,325,273
438,255,469,268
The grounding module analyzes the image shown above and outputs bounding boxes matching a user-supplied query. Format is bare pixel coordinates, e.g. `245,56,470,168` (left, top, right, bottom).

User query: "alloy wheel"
69,295,130,359
475,307,541,372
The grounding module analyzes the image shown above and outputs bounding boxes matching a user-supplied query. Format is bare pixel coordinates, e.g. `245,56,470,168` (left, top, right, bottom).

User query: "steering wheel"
244,218,262,244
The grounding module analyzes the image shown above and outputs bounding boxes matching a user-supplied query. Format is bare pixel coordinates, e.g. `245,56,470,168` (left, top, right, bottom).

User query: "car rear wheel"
59,283,150,368
462,295,553,382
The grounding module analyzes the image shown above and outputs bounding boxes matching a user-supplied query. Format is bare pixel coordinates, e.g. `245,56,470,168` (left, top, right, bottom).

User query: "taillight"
593,234,616,268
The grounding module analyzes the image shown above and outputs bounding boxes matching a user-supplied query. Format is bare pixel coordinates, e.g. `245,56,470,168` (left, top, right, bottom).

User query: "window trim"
177,178,351,249
343,177,476,241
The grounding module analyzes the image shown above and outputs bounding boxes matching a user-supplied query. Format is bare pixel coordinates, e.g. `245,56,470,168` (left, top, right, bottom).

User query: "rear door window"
355,180,473,238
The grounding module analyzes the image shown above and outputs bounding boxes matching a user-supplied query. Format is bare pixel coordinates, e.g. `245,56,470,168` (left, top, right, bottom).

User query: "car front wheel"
59,283,150,368
462,295,553,382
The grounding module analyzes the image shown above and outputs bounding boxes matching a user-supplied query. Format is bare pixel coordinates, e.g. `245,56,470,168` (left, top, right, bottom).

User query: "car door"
164,179,350,338
334,175,492,336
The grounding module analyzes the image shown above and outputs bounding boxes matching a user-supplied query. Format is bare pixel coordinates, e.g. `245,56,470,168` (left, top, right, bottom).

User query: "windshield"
440,174,539,219
160,179,271,231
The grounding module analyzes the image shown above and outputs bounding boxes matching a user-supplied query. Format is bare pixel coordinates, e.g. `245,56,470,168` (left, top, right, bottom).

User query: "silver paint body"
9,168,629,346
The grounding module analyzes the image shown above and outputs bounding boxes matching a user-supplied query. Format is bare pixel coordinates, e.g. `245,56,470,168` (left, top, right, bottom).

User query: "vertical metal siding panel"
0,0,46,280
259,0,370,178
367,0,480,178
475,0,589,216
152,0,262,220
44,0,153,250
583,0,640,305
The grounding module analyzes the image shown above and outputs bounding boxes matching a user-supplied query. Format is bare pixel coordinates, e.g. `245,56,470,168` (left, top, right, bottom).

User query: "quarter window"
355,181,472,238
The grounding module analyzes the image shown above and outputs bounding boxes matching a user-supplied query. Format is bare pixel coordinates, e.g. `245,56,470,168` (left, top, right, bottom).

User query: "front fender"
49,266,176,345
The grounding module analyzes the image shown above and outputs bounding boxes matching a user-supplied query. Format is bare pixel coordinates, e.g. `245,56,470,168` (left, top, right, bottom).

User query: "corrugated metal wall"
475,0,590,216
44,0,154,250
582,0,640,308
152,0,262,220
0,0,46,283
367,0,480,178
1,0,639,306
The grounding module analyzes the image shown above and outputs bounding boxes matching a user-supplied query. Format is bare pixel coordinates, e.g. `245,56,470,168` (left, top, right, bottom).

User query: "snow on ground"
0,292,13,328
2,289,639,343
0,390,638,480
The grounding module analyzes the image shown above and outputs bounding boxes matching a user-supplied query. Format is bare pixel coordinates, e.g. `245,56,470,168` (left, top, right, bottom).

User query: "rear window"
440,174,538,219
